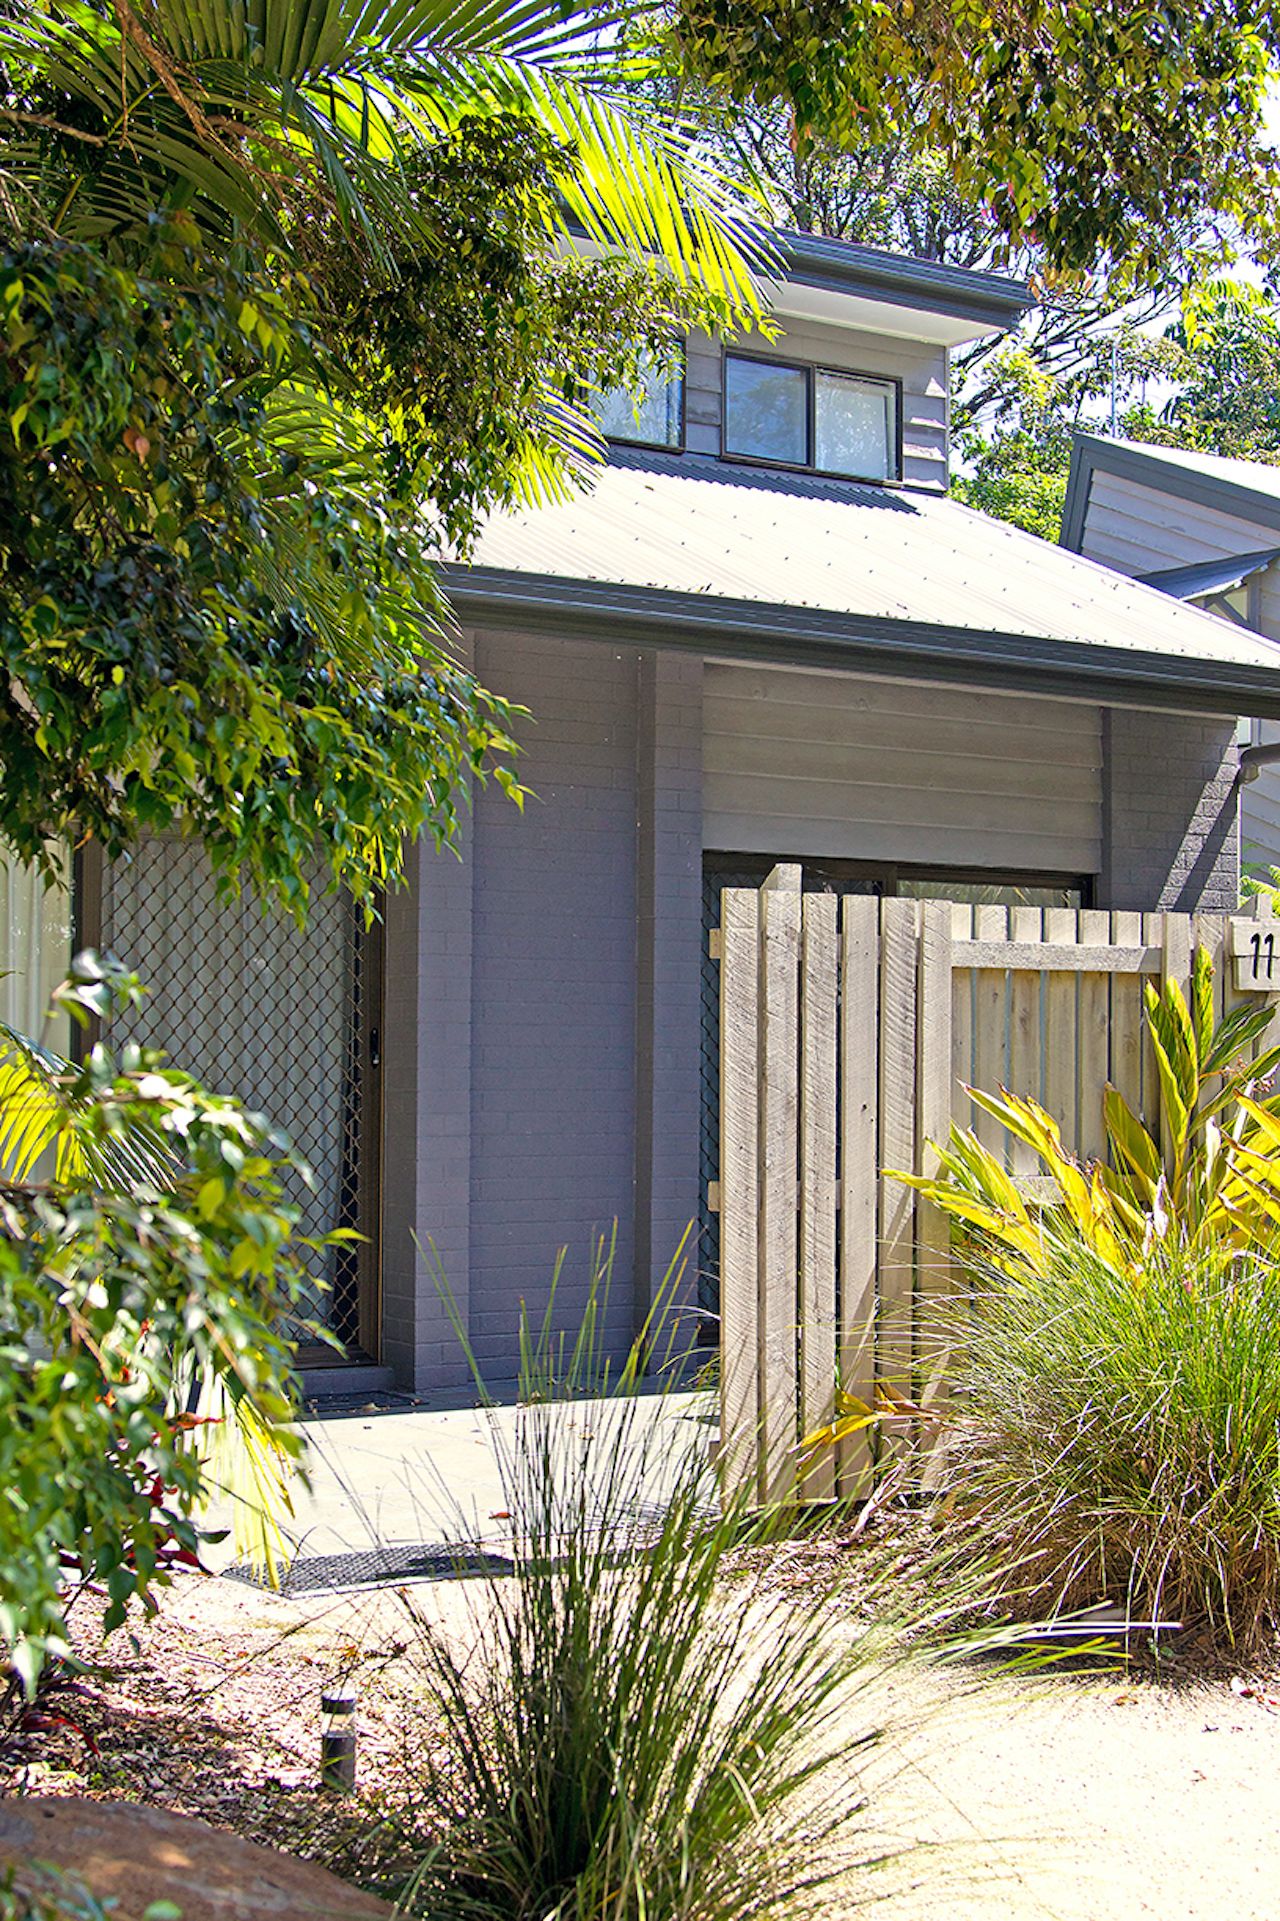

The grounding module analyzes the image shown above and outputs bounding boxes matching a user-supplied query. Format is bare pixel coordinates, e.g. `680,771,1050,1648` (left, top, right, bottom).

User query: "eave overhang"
440,565,1280,719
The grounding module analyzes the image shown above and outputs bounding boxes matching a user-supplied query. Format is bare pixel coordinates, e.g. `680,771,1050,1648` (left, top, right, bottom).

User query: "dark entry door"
80,839,383,1362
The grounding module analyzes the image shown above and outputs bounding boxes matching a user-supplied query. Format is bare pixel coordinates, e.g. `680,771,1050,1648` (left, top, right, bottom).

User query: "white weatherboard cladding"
702,663,1103,873
1078,468,1280,580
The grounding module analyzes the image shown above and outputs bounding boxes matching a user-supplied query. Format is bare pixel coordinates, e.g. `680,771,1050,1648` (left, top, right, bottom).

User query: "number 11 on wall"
1231,917,1280,992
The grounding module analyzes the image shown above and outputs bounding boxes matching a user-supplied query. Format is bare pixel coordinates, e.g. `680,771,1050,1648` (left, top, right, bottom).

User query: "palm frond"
5,0,772,307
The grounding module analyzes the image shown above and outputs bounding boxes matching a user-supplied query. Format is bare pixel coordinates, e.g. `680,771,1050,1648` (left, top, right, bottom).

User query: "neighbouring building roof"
442,447,1280,717
1140,548,1280,600
1063,434,1280,550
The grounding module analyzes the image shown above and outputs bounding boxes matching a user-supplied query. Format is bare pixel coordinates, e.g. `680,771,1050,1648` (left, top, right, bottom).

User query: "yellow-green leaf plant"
894,946,1280,1283
0,951,322,1688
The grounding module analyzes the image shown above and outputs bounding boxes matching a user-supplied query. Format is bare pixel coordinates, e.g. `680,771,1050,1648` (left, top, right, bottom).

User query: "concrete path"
208,1389,716,1576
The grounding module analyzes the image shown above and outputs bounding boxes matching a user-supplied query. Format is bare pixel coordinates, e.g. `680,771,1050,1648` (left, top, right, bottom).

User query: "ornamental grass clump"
386,1249,886,1921
895,944,1280,1654
935,1237,1280,1652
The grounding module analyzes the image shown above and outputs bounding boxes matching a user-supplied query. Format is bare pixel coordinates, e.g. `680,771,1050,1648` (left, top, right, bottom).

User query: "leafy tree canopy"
955,282,1280,539
667,0,1280,279
0,0,764,912
623,35,1279,513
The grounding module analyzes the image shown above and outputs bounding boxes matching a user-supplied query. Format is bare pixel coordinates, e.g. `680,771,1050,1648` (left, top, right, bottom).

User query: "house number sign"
1230,917,1280,992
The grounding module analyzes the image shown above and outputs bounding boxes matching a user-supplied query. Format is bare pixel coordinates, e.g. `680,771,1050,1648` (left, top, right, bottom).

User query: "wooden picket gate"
711,865,1280,1508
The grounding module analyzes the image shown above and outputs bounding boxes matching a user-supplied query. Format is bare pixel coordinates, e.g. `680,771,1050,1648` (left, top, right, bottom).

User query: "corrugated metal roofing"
1140,548,1280,600
459,447,1280,676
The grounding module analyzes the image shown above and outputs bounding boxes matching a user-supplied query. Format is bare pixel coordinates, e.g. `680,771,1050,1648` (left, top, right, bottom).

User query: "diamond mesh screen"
96,840,374,1352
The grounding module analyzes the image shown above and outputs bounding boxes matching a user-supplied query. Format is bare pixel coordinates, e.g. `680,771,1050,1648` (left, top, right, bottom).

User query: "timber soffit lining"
440,448,1280,718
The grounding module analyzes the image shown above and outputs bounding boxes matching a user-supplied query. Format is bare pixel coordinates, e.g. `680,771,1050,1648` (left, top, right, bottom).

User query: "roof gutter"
774,231,1033,335
1239,742,1280,784
440,566,1280,719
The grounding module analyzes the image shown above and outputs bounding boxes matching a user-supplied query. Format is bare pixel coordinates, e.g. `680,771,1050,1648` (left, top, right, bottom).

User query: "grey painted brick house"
44,237,1280,1397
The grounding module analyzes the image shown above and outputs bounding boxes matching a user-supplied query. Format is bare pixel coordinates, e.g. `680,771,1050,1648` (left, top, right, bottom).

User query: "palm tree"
2,0,769,309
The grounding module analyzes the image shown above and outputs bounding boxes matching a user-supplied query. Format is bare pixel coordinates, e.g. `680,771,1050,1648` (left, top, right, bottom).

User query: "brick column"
1099,707,1240,912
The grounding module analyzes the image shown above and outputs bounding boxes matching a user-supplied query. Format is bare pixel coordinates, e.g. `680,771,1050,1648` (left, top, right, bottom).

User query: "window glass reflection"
815,369,894,480
724,357,808,464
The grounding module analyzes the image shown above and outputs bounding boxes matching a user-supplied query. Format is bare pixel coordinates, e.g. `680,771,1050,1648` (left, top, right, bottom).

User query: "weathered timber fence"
712,865,1280,1507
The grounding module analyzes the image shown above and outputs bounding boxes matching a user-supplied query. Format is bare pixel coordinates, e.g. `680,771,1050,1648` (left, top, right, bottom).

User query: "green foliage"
390,1247,878,1921
318,113,742,552
0,0,768,912
935,1237,1280,1653
898,948,1280,1281
668,0,1280,277
893,949,1280,1649
0,232,528,911
952,427,1074,541
1127,281,1280,466
5,0,767,309
0,1864,117,1921
957,282,1280,541
0,954,316,1693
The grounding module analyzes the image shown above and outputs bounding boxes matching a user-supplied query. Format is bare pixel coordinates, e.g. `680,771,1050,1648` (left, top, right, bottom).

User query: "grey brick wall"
1099,707,1240,912
634,652,704,1344
463,628,641,1387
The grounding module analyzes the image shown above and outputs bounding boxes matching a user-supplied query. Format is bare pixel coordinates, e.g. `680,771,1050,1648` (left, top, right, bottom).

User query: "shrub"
892,946,1280,1652
0,953,318,1692
935,1237,1280,1651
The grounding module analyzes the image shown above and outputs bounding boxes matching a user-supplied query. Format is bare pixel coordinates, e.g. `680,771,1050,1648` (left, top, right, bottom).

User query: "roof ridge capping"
772,228,1033,334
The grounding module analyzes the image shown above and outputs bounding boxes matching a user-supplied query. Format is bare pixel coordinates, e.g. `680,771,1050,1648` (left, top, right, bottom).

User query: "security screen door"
82,838,382,1362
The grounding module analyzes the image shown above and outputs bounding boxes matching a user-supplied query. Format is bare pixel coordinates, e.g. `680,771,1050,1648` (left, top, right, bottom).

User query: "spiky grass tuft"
934,1239,1280,1656
387,1239,889,1921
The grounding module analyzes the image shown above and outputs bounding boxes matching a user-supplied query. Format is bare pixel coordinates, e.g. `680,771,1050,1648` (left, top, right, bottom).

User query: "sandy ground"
859,1662,1280,1920
9,1570,1280,1921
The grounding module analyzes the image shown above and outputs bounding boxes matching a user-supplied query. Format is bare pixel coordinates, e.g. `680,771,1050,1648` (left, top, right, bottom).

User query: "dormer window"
723,351,899,483
596,347,683,450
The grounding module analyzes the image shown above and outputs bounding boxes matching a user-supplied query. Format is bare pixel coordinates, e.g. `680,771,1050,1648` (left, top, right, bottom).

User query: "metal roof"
771,232,1031,339
1140,548,1280,600
443,448,1280,716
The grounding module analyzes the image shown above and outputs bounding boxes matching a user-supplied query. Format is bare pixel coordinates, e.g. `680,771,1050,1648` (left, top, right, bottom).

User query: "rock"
0,1798,393,1921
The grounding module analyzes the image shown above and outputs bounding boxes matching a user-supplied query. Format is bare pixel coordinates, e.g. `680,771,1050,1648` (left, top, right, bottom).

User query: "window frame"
720,348,903,484
595,347,687,454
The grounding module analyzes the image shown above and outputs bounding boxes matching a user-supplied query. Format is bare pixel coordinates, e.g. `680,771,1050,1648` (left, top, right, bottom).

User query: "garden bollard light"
320,1680,357,1792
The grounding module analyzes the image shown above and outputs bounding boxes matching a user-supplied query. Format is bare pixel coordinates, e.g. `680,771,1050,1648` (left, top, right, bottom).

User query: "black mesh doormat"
225,1544,514,1595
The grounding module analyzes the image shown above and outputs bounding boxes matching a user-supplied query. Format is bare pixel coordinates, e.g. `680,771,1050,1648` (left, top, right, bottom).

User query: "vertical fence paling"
838,896,879,1494
877,898,918,1446
758,866,801,1506
915,902,953,1419
717,886,759,1505
798,892,838,1501
716,890,1280,1509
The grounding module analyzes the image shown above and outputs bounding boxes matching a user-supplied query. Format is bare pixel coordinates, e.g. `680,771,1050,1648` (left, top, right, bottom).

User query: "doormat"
225,1543,514,1595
